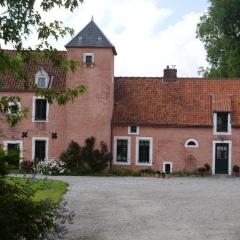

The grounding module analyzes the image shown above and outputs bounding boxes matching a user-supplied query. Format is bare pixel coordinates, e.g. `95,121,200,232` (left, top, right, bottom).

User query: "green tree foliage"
0,0,86,126
0,147,20,177
0,179,71,240
197,0,240,77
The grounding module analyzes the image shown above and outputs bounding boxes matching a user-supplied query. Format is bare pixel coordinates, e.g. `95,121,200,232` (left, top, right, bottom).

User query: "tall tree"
197,0,240,78
0,0,86,126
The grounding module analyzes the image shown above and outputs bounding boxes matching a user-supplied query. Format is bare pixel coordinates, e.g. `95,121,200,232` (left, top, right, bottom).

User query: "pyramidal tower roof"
65,18,117,55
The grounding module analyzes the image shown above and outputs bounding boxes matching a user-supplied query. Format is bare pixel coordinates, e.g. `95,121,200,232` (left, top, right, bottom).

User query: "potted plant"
204,163,211,175
198,167,206,176
232,165,240,177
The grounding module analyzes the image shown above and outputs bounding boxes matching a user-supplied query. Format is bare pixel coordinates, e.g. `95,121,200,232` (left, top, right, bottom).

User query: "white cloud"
1,0,208,77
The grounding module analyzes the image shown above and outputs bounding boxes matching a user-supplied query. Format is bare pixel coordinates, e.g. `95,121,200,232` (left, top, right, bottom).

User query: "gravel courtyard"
50,176,240,240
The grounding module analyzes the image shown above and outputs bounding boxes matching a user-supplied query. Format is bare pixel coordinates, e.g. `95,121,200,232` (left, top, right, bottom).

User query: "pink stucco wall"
0,47,115,162
0,92,66,161
112,125,240,174
65,48,114,149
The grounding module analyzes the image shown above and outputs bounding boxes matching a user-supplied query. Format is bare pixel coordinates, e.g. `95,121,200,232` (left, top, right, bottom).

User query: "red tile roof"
0,50,66,91
212,94,232,112
113,77,240,127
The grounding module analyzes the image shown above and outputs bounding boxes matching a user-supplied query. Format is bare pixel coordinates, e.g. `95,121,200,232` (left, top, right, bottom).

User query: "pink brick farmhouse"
1,19,240,175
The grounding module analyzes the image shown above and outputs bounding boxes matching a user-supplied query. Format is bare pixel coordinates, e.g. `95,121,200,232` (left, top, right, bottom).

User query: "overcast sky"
4,0,211,77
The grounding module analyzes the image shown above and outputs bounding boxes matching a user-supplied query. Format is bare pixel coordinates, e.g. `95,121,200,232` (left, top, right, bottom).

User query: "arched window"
185,139,199,148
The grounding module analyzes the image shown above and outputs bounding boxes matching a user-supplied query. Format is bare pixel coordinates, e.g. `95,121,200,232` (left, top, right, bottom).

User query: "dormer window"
35,68,49,88
83,53,94,66
213,112,231,135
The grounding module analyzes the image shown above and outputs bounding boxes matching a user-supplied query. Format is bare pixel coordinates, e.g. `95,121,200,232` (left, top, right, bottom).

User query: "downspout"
110,115,113,170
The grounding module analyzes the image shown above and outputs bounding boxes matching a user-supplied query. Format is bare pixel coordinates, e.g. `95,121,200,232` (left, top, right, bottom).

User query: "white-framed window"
35,68,49,88
213,112,231,135
185,139,199,148
136,137,153,166
32,96,49,122
163,161,173,173
83,53,94,65
114,136,131,165
3,140,23,162
8,101,21,115
128,125,139,135
32,137,49,161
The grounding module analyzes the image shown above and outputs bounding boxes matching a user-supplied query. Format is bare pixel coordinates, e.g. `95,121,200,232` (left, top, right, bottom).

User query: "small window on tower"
83,53,94,66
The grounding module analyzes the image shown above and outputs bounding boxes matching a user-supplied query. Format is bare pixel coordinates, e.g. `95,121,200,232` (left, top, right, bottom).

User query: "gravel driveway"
48,176,240,240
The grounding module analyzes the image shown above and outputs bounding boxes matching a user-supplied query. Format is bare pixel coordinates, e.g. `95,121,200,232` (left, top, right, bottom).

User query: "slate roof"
113,77,240,127
0,50,66,91
65,19,117,55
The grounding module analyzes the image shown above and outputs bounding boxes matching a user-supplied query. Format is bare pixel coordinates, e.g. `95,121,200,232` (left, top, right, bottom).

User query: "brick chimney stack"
163,65,177,82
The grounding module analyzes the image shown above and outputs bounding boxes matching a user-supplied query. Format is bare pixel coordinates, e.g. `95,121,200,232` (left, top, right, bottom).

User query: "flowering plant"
33,159,68,175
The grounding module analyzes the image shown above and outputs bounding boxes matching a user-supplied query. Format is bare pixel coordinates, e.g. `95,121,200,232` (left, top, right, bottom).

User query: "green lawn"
5,176,68,204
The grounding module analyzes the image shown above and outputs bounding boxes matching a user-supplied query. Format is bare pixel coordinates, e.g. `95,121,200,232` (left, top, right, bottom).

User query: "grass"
4,176,68,204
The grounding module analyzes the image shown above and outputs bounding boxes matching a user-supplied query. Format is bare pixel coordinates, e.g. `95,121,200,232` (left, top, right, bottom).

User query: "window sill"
33,120,48,123
136,162,152,167
83,63,95,68
213,131,231,136
113,161,130,166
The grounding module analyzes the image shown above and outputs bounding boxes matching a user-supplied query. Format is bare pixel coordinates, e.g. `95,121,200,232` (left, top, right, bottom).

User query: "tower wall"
65,47,114,149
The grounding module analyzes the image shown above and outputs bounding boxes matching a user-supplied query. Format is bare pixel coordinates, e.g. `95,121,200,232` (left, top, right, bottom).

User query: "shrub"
0,178,72,240
198,167,206,172
82,138,112,172
33,159,68,175
60,137,112,174
143,169,154,174
233,165,240,173
59,141,82,170
20,160,33,173
204,163,211,172
0,148,20,177
109,168,141,176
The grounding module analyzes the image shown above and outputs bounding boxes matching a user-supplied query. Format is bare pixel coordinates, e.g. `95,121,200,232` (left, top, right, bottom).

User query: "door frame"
32,137,49,161
212,140,232,175
3,140,23,161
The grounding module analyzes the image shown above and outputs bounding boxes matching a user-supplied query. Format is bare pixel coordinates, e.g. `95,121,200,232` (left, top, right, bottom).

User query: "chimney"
163,65,177,82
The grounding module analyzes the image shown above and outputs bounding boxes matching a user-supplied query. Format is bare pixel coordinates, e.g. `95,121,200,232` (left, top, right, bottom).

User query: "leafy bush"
60,137,112,173
109,168,141,176
0,148,20,177
142,169,154,174
204,163,211,172
20,160,33,173
233,165,240,173
198,167,206,172
33,159,68,175
82,137,112,172
0,178,72,240
59,141,82,170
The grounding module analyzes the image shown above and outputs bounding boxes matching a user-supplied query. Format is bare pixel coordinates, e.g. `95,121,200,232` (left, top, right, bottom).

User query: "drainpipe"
110,113,113,170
